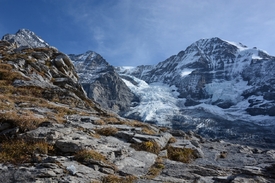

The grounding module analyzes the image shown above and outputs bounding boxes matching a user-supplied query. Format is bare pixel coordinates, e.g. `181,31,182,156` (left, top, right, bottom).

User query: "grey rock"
2,29,49,48
133,132,172,149
159,150,168,158
55,140,84,153
69,51,139,114
115,150,157,176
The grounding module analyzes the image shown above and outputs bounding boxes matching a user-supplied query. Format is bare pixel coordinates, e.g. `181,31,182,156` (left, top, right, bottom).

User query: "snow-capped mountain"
117,37,275,144
68,51,139,113
2,29,50,48
118,37,275,116
4,29,274,146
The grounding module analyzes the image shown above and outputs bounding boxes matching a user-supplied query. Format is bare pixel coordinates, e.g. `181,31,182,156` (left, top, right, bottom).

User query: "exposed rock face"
0,41,89,109
69,51,139,114
2,28,50,48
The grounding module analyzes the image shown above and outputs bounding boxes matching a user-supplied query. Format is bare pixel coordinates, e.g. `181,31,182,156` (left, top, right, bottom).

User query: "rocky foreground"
1,112,275,183
0,39,274,183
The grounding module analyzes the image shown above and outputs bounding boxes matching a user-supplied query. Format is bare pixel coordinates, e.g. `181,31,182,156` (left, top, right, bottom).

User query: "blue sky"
1,0,275,66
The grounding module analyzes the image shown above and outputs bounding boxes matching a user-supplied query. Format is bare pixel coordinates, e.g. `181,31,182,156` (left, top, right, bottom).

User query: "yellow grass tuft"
167,146,195,163
102,175,137,183
131,140,161,154
74,149,106,163
95,127,118,136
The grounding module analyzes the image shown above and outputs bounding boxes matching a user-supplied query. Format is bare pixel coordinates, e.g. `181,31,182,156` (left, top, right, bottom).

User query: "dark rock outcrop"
69,51,139,114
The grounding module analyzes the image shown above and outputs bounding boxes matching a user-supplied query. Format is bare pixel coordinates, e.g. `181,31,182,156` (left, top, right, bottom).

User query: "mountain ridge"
0,29,275,182
116,37,275,145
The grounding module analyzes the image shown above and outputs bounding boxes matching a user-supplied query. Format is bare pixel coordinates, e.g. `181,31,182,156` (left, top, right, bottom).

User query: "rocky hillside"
69,51,139,114
0,29,274,183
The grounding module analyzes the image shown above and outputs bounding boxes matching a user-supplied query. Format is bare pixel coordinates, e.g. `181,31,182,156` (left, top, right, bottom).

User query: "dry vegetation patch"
101,174,137,183
168,136,177,144
74,149,117,171
167,146,196,163
144,156,165,179
0,110,46,131
0,139,52,164
131,140,161,155
74,149,107,163
95,127,118,136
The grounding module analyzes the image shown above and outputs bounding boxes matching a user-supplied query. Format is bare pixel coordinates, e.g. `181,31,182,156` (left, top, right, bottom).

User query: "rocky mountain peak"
2,28,49,48
69,51,139,114
69,51,111,72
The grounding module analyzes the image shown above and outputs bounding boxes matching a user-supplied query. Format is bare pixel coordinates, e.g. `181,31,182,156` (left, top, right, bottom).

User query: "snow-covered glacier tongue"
120,74,182,126
116,37,275,148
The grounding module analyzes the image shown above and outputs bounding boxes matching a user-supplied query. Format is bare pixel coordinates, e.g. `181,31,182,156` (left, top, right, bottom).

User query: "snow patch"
223,40,248,51
181,69,194,77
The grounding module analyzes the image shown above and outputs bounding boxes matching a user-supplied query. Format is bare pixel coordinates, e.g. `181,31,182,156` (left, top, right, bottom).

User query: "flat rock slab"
115,150,157,176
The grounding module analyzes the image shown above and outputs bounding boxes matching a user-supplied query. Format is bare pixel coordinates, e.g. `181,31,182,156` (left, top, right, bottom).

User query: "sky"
0,0,275,66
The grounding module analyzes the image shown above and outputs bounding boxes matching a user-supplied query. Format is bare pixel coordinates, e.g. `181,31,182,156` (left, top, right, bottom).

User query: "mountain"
68,51,139,114
2,29,138,114
1,29,275,182
2,28,50,48
117,37,275,145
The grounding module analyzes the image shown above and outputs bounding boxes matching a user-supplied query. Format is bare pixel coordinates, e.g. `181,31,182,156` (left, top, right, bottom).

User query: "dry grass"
0,63,13,70
168,137,177,144
0,139,51,164
0,111,46,132
95,127,118,136
102,175,137,183
103,117,125,125
144,157,165,179
74,149,117,171
0,68,27,84
131,140,161,155
167,146,195,163
93,119,106,125
141,126,157,135
74,149,107,163
0,94,15,110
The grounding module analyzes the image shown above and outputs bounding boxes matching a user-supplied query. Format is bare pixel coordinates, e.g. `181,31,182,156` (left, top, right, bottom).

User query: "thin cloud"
62,0,275,66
